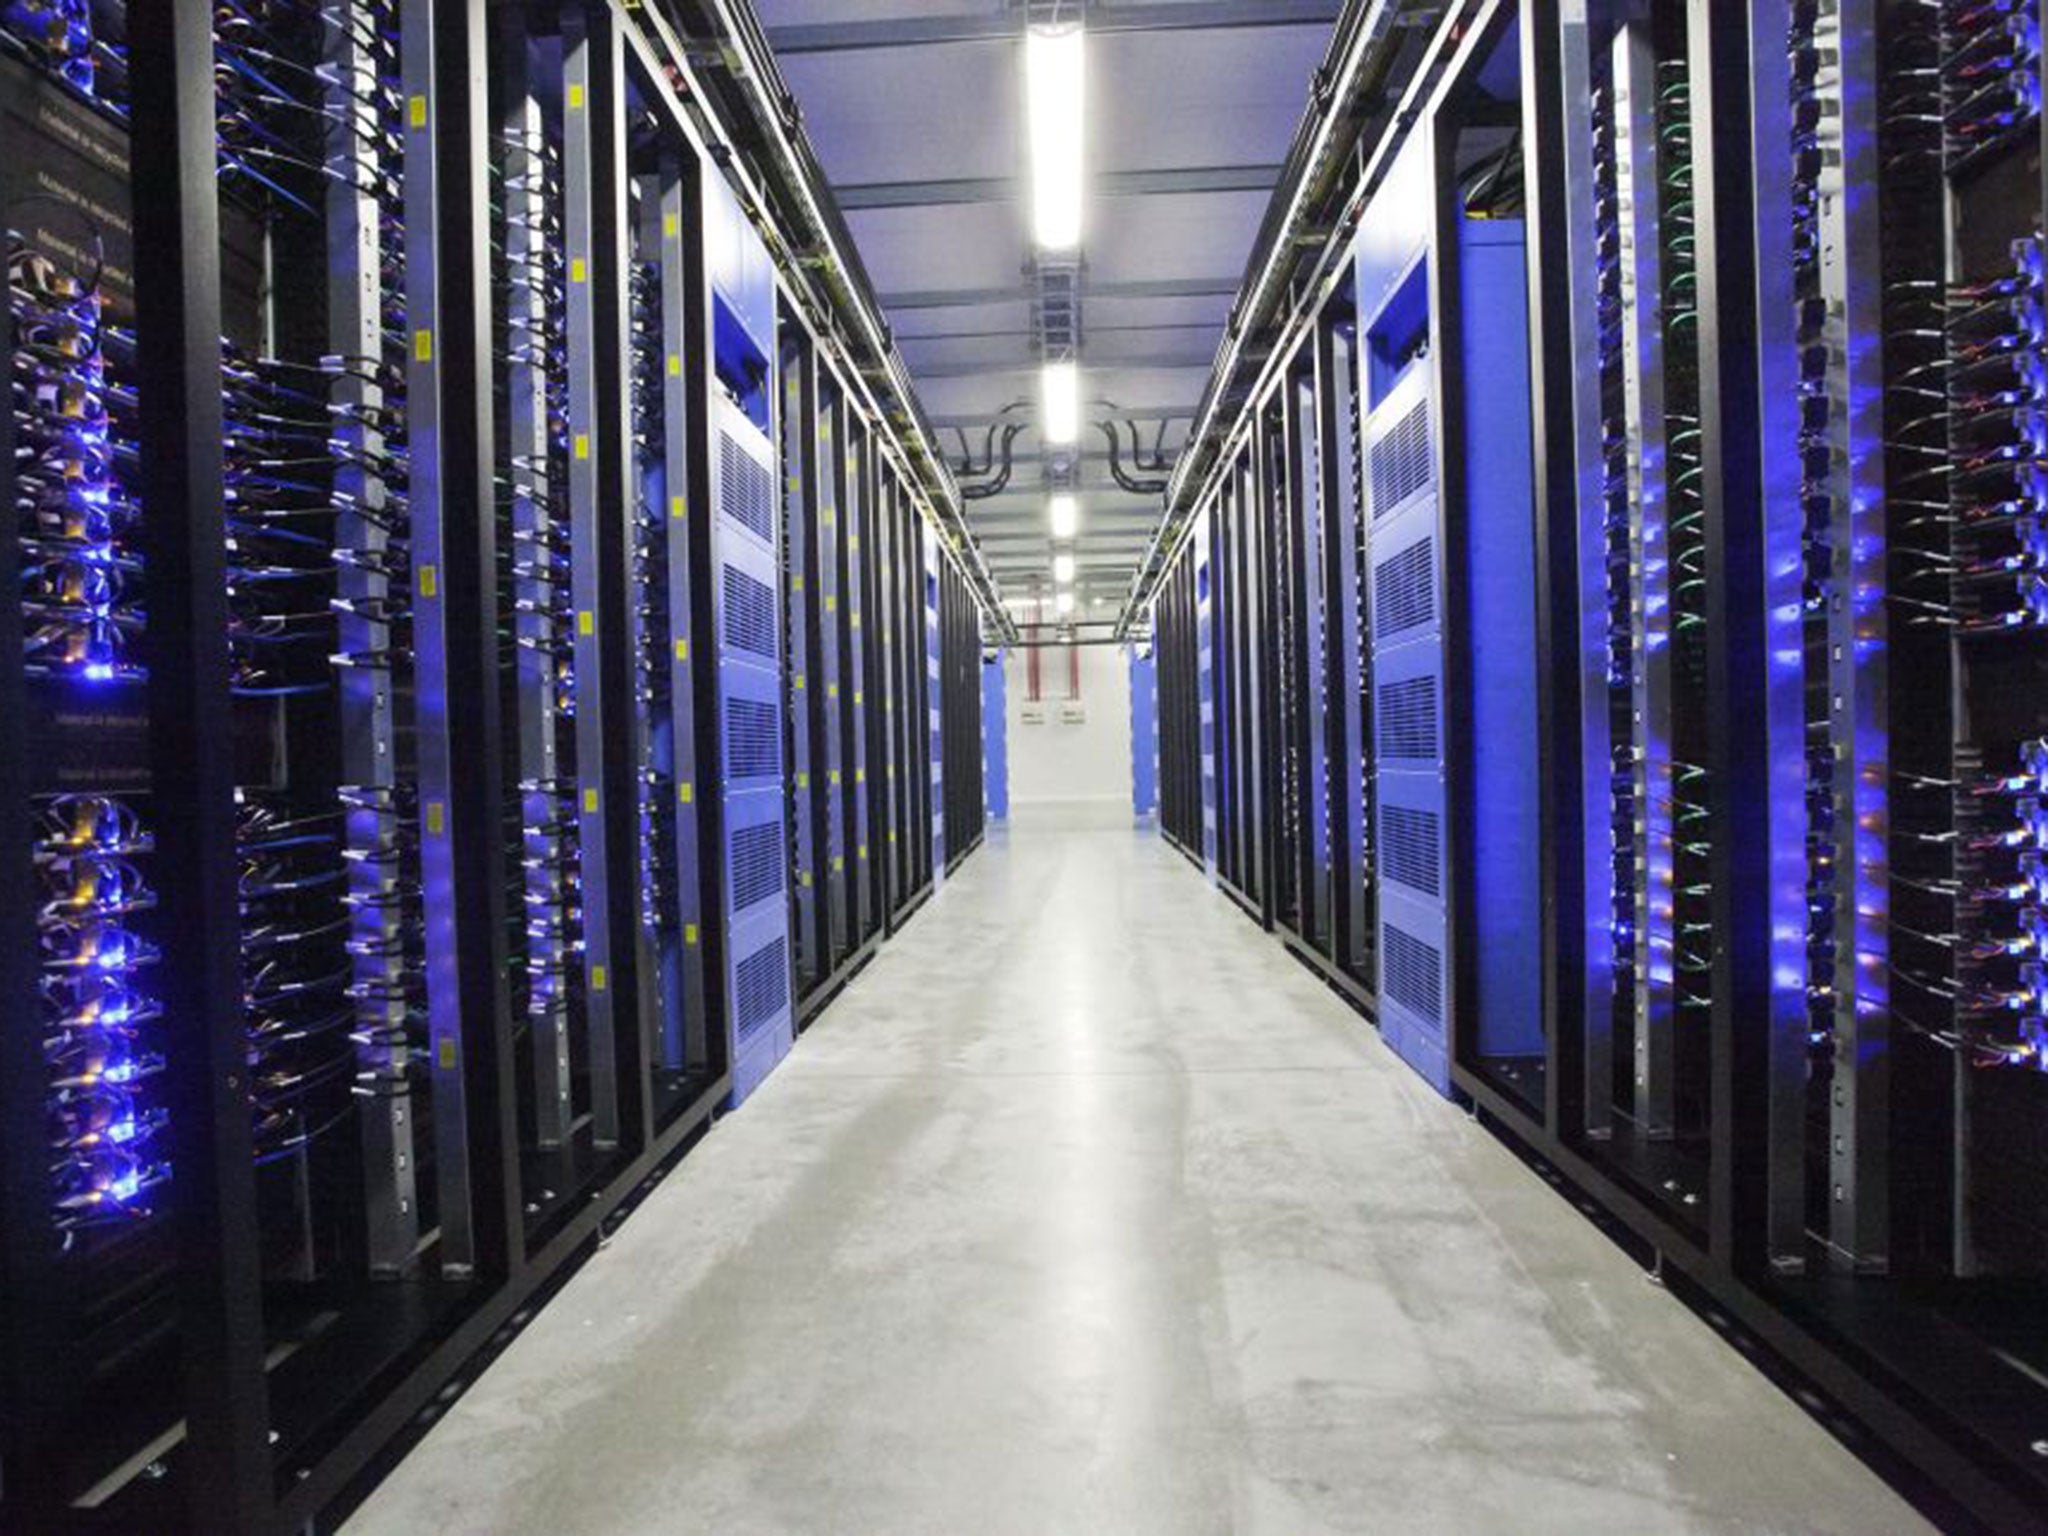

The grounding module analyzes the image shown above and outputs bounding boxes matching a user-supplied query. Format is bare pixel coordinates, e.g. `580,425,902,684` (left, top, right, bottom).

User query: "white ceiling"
756,0,1338,610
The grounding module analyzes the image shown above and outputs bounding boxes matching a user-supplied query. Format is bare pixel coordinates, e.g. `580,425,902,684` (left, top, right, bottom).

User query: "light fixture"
1055,590,1075,617
1041,360,1079,446
1025,23,1086,251
1048,493,1079,539
1052,552,1076,585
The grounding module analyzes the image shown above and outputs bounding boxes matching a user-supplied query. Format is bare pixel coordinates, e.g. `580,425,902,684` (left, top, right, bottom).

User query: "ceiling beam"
766,1,1343,55
911,348,1220,379
928,403,1201,426
838,163,1281,211
881,277,1238,311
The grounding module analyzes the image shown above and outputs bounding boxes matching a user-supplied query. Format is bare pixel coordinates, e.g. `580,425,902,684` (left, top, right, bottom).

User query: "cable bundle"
12,232,170,1233
1956,738,2048,1066
632,257,677,931
1947,236,2046,633
1591,83,1638,1007
1788,1,1842,1050
493,117,581,1055
1654,57,1715,1031
0,0,95,95
237,796,359,1159
1942,0,2041,162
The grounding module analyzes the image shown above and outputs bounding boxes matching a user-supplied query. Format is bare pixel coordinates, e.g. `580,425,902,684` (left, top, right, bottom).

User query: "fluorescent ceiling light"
1052,552,1076,585
1041,361,1079,446
1055,590,1075,616
1049,494,1079,539
1026,24,1086,250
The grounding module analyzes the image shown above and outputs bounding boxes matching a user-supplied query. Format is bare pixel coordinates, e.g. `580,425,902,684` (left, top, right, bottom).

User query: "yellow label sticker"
685,923,699,945
567,82,584,111
571,257,587,284
678,781,693,805
795,674,806,691
828,684,839,701
801,871,812,887
670,495,685,520
591,964,607,993
859,845,869,860
668,354,681,376
856,769,865,784
889,830,898,843
414,329,432,363
854,691,864,705
675,638,689,663
830,770,841,786
418,564,438,599
797,772,810,789
579,611,594,636
792,575,804,593
583,788,599,813
833,856,844,872
409,95,427,128
425,801,445,836
825,596,837,614
852,616,862,631
664,212,679,238
574,434,590,460
438,1038,456,1070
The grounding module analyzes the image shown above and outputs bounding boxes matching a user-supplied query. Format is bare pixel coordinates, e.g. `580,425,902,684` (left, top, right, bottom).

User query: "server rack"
1143,0,2048,1523
984,647,1010,824
0,2,991,1528
775,306,965,1025
1128,646,1156,820
937,543,987,871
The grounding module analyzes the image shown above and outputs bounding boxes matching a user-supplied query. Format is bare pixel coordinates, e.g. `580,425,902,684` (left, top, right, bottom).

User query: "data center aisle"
346,824,1925,1536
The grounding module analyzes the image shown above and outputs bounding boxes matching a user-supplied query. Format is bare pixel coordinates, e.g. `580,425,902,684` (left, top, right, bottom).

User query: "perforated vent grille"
1378,676,1439,761
722,565,777,659
730,820,785,912
725,698,781,780
1375,538,1435,638
719,432,774,541
1381,805,1441,898
734,936,788,1043
1371,398,1432,518
1383,923,1443,1026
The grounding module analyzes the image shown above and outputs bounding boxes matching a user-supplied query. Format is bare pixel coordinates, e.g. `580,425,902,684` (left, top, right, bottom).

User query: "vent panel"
1381,805,1441,898
1375,538,1436,638
719,432,775,542
725,698,782,780
734,936,789,1042
1370,397,1432,518
722,565,777,659
730,820,785,912
1382,923,1443,1026
1378,676,1439,761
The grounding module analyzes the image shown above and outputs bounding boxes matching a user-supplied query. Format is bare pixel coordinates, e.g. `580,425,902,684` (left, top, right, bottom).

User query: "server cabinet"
779,327,821,998
1129,647,1156,820
703,172,790,1105
985,647,1010,823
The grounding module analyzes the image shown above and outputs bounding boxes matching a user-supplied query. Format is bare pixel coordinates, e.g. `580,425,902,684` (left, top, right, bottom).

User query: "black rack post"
127,6,273,1530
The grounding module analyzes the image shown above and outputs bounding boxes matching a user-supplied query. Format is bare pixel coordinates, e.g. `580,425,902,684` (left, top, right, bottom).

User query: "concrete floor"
346,822,1930,1536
